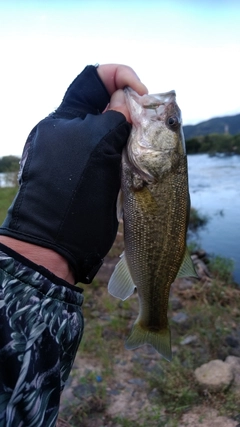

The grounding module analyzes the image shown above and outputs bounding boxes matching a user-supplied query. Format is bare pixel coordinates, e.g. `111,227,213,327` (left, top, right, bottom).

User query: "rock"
178,278,194,290
225,356,240,387
194,258,211,278
171,311,192,333
60,386,80,412
179,408,238,427
56,419,71,427
194,359,233,392
180,335,198,345
235,414,240,422
170,296,183,310
172,312,189,324
196,249,207,258
128,378,146,386
91,310,101,318
225,335,239,348
73,383,96,398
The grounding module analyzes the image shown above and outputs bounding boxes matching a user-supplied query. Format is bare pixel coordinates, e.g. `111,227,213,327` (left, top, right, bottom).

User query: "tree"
0,156,20,172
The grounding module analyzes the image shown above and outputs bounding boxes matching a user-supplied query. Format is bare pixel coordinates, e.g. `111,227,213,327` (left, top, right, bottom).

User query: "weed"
147,356,199,416
219,390,240,417
208,255,234,284
65,394,106,427
113,417,140,427
80,322,104,353
113,406,174,427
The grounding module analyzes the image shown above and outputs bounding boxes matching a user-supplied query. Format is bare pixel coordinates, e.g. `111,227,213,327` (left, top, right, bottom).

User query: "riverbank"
0,185,239,426
58,229,240,427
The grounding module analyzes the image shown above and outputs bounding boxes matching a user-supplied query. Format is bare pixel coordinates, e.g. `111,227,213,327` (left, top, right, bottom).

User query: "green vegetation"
0,155,20,172
0,187,18,224
208,255,234,284
0,185,239,426
186,133,240,155
188,207,208,232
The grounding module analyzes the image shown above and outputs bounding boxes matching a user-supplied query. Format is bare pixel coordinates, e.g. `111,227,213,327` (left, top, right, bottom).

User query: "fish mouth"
124,87,182,131
142,90,176,108
124,87,176,109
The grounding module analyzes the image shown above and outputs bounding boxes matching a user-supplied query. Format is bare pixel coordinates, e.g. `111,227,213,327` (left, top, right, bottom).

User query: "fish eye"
167,116,179,127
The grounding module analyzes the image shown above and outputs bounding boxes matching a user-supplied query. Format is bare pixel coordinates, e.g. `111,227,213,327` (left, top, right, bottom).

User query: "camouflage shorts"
0,244,84,427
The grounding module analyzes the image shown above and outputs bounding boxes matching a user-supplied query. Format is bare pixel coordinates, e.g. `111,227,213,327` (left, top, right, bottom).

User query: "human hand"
97,64,147,121
0,64,148,284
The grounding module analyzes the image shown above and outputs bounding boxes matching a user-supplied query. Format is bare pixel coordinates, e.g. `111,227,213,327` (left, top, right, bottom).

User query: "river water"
1,156,240,283
188,154,240,284
0,172,17,187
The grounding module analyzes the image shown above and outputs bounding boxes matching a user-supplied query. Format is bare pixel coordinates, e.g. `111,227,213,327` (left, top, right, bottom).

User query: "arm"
0,64,148,426
0,64,147,285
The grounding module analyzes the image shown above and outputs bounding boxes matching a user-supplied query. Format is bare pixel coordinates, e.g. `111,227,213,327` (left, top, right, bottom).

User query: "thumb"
107,89,131,123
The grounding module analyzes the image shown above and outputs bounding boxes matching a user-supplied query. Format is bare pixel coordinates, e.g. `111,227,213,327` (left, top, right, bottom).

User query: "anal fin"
177,247,198,279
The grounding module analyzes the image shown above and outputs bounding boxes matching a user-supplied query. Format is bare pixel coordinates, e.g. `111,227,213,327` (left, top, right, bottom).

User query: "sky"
0,0,239,157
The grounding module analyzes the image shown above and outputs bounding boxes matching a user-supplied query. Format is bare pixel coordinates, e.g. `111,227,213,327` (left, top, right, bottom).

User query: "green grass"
0,186,18,224
147,356,199,412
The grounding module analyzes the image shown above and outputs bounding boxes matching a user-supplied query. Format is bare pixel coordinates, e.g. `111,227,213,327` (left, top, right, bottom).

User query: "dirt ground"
57,231,240,426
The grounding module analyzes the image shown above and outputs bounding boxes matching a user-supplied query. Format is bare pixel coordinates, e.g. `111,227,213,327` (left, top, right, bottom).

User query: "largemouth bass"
108,88,197,361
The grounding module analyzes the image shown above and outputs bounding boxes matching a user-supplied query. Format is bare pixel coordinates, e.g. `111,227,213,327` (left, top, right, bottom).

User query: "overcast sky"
0,0,239,156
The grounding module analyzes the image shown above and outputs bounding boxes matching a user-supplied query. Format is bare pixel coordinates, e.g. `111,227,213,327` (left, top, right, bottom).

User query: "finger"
97,64,148,97
107,89,131,122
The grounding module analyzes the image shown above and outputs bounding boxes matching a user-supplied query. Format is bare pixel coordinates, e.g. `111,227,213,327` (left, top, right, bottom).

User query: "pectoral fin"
108,252,136,300
116,190,124,221
177,247,198,279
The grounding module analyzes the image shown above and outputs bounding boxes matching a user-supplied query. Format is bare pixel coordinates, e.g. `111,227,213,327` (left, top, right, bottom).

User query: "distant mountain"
183,113,240,140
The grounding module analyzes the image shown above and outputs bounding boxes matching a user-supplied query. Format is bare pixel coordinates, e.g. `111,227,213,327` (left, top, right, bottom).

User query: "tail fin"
125,322,172,361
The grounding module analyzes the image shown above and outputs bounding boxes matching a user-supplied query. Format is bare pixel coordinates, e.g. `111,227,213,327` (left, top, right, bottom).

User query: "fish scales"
108,87,197,361
122,156,188,327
